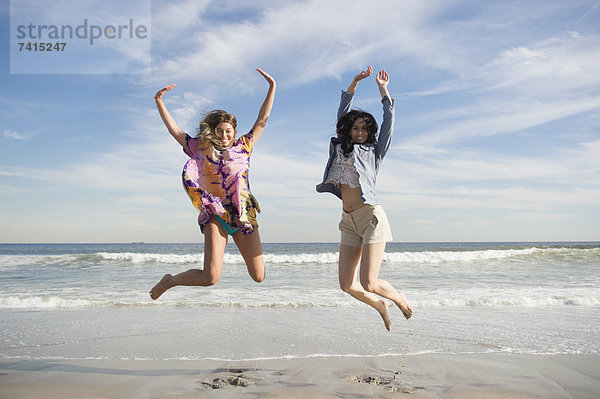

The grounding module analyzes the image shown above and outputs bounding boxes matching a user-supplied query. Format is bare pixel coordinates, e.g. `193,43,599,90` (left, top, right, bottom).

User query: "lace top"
317,90,395,204
325,144,360,188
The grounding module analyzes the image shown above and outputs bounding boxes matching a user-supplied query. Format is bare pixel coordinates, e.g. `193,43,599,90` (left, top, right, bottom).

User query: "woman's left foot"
375,300,392,331
150,274,172,300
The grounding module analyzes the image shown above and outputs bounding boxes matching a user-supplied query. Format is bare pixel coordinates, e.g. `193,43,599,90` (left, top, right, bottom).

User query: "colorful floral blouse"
182,130,260,235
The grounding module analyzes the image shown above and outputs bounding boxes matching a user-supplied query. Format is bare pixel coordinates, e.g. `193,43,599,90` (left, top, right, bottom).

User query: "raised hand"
354,65,373,83
376,70,389,87
154,83,186,147
155,84,176,101
347,65,373,93
252,68,277,140
256,68,276,87
376,70,390,99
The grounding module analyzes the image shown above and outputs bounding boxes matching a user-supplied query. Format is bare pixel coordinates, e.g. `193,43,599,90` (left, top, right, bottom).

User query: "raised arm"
337,66,373,120
376,69,391,100
346,65,373,93
375,70,395,160
251,68,276,141
154,84,187,148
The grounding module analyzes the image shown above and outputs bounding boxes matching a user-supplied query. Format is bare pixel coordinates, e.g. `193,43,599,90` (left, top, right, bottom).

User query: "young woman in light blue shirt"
317,66,413,331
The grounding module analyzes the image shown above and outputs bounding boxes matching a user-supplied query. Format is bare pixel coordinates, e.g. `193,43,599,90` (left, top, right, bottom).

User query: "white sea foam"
383,248,541,263
0,254,80,269
96,252,207,264
0,294,357,309
93,247,597,265
2,246,595,268
2,292,598,309
95,251,340,264
413,295,600,308
0,296,93,309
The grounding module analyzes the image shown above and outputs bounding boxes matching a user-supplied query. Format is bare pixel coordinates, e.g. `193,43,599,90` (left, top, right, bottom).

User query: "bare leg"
232,228,265,282
339,244,392,331
149,218,228,300
359,242,413,319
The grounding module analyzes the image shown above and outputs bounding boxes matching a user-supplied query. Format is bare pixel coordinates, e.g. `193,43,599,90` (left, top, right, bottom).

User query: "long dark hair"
336,110,378,156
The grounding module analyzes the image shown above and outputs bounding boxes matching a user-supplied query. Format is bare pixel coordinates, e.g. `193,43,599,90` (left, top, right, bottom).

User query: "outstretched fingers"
155,84,176,100
256,68,276,85
376,70,389,86
355,65,373,82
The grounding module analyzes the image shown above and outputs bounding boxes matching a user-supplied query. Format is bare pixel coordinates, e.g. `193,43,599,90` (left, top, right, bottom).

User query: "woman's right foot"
150,274,172,300
396,291,413,319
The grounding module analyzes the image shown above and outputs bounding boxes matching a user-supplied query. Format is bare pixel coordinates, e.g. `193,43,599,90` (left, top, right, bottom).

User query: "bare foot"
375,300,392,331
395,291,413,319
150,274,173,300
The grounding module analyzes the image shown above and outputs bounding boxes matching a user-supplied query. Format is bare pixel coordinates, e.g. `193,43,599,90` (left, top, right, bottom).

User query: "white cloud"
382,184,600,214
148,0,444,89
576,0,600,22
376,135,600,227
399,31,600,151
0,127,184,194
481,33,600,94
388,138,600,186
151,0,211,43
3,129,30,140
403,95,600,150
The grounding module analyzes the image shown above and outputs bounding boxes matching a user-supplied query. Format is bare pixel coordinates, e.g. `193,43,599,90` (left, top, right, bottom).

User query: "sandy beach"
2,353,599,398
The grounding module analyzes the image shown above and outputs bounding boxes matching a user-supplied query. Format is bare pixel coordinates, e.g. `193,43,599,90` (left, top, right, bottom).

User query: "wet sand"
1,353,599,398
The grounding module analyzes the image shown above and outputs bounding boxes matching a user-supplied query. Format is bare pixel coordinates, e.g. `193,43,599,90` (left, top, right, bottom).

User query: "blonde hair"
196,110,237,150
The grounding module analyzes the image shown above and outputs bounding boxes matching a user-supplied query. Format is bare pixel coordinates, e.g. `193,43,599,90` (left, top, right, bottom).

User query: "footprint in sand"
349,374,423,393
201,375,251,389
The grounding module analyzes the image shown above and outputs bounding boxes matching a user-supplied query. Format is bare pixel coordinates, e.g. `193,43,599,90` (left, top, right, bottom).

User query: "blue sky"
1,0,599,243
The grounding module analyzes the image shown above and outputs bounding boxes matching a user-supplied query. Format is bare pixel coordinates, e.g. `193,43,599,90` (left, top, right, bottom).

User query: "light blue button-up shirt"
316,90,395,205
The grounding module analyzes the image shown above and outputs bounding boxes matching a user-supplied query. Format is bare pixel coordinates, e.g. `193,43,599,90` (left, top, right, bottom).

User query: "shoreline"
2,353,599,398
2,240,599,244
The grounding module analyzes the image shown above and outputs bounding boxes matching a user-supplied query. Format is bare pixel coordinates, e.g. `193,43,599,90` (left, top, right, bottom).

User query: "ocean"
1,242,598,361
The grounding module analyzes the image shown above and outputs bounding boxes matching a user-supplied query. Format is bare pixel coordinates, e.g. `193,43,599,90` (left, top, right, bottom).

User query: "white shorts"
339,204,393,248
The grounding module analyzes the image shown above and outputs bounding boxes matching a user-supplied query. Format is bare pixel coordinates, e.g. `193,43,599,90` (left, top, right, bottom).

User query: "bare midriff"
340,184,365,213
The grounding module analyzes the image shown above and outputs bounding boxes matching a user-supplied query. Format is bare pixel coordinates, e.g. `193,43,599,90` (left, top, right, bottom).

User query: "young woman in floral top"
150,68,275,300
